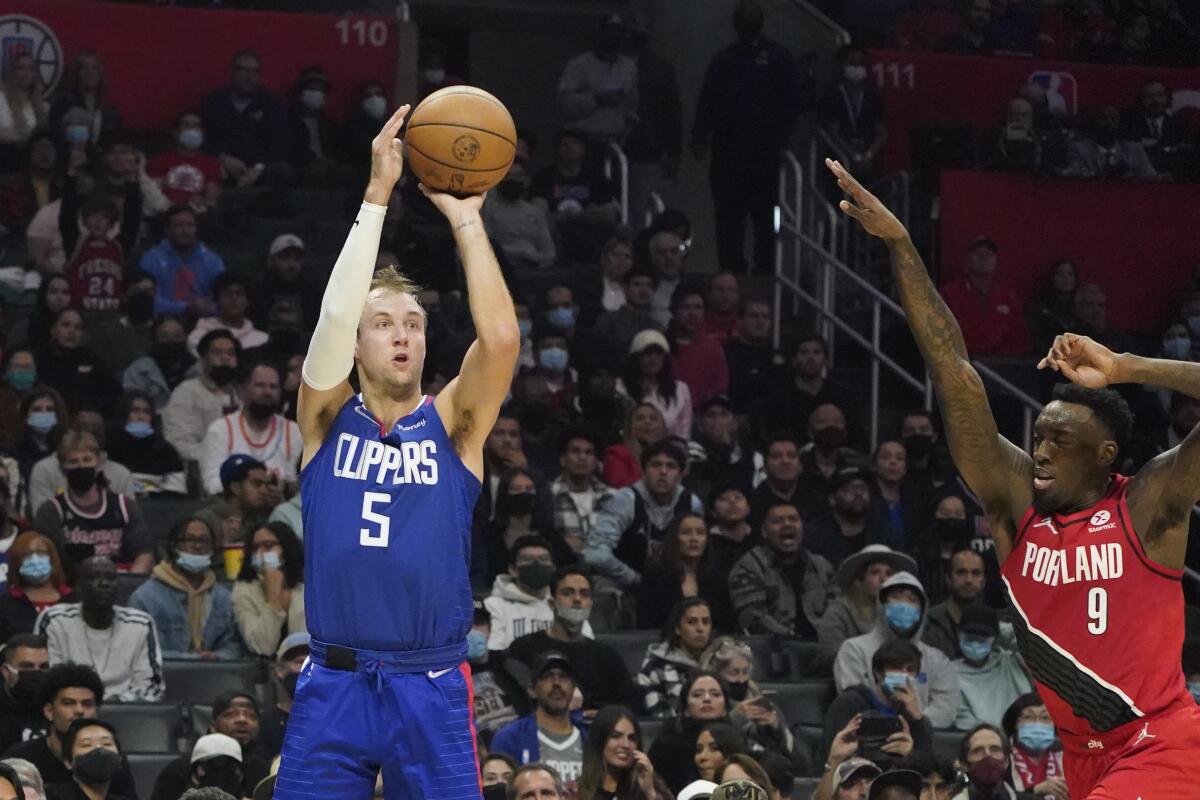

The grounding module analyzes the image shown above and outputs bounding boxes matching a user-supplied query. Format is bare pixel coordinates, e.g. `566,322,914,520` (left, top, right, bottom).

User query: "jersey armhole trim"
297,395,358,479
1115,501,1182,581
1012,512,1036,551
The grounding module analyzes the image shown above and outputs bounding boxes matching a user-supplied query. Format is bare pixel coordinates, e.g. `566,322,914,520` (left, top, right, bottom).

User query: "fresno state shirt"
1001,474,1190,737
67,233,125,312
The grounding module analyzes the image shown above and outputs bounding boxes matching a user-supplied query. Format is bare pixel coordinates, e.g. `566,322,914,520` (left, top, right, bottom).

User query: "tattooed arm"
826,159,1032,558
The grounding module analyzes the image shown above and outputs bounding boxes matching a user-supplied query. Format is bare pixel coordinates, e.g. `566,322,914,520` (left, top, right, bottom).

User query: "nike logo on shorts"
428,667,454,679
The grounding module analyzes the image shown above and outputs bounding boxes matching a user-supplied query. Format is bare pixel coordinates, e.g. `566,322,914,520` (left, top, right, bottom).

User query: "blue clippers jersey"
300,394,481,651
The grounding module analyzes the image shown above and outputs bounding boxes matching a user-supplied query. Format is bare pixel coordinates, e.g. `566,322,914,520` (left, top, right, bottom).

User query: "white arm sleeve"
301,202,388,390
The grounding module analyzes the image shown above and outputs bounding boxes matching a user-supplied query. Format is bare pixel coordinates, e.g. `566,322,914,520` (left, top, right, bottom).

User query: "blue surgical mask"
362,95,388,119
178,129,204,150
1189,316,1200,338
538,347,569,372
517,319,533,339
251,551,282,572
881,671,910,696
175,552,212,574
19,554,53,582
65,124,90,145
958,634,995,663
467,630,489,661
546,307,575,330
1016,721,1055,753
1189,681,1200,703
26,410,57,434
884,601,921,633
1163,337,1192,360
6,369,35,392
125,421,154,439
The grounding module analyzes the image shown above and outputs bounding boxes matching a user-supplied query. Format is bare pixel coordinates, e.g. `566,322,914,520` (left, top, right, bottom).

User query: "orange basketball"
404,86,517,195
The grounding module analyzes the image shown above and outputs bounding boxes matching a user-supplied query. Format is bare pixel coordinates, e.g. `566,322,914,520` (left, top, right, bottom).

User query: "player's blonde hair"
368,265,427,321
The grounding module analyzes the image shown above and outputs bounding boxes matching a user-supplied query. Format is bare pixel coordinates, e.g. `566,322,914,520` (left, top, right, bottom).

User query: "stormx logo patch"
1089,509,1117,532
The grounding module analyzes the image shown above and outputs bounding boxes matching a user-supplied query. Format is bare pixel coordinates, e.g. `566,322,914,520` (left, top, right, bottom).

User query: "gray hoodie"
833,571,961,729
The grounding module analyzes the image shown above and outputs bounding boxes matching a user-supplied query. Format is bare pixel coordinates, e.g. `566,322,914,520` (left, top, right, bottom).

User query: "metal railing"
643,191,666,228
775,144,1044,450
602,141,629,225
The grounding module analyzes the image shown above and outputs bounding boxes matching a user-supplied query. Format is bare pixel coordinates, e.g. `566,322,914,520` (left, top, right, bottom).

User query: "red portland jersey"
1001,474,1190,736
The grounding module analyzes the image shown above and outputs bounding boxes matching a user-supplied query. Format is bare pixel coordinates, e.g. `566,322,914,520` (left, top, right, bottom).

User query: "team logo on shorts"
452,135,480,163
0,14,63,98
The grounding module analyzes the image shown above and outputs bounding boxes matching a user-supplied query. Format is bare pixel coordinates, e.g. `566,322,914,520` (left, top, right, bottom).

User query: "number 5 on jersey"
361,492,390,547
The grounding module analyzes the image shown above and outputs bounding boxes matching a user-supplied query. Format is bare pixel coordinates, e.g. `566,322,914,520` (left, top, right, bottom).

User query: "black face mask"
197,764,244,797
507,493,537,516
209,364,238,387
125,292,154,325
902,433,934,462
933,517,971,543
517,562,555,591
73,747,123,783
247,401,279,421
9,669,46,712
812,426,847,451
726,680,750,702
66,466,97,494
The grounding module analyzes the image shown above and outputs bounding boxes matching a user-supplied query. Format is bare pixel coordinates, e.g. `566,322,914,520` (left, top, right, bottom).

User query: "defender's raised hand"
367,104,411,197
826,157,908,242
1037,333,1119,388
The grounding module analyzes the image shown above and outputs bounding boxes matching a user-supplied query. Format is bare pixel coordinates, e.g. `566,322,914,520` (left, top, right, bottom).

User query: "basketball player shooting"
272,105,519,800
827,158,1200,799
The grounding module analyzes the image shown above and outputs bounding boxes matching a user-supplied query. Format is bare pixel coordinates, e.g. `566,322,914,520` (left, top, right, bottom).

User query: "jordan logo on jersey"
332,432,440,486
1019,540,1124,587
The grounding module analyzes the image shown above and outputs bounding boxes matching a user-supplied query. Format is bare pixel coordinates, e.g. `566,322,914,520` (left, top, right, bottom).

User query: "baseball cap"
269,233,306,257
834,757,881,788
191,732,242,765
276,631,311,661
829,466,873,493
629,329,670,356
958,602,999,637
867,769,923,800
678,781,719,800
835,545,918,595
700,394,735,414
968,236,998,253
220,454,265,490
530,650,573,683
710,780,767,800
212,689,259,720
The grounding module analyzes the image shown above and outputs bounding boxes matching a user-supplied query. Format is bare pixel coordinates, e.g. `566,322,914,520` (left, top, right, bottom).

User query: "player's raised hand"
1037,333,1118,388
826,158,908,242
368,104,411,194
418,183,486,228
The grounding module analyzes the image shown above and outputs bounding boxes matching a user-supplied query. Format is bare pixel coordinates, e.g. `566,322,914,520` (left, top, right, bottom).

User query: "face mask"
27,410,57,434
19,553,53,582
1163,337,1191,360
467,630,490,662
65,466,97,494
546,307,576,330
73,747,123,783
247,400,279,420
209,364,238,387
507,493,537,516
252,551,282,572
884,601,921,633
844,64,868,83
8,667,46,711
557,606,591,628
198,765,244,797
1189,681,1200,703
812,426,846,450
1188,316,1200,338
65,124,90,145
175,552,212,574
282,670,300,697
362,95,387,118
178,128,204,149
1016,721,1055,753
125,420,154,439
126,292,155,325
300,88,326,111
881,671,910,696
726,681,750,702
517,562,555,592
538,347,569,373
6,369,35,392
933,518,971,543
958,635,995,663
902,433,933,462
422,68,446,85
517,319,533,339
967,755,1008,789
497,180,525,201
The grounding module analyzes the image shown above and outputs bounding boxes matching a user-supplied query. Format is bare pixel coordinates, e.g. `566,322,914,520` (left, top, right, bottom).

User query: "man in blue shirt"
140,204,225,316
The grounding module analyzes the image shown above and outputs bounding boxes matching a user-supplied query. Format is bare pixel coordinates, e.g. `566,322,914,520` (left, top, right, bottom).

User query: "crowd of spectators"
0,2,1196,800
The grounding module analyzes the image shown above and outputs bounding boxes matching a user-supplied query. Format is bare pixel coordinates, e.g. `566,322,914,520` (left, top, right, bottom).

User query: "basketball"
404,86,517,196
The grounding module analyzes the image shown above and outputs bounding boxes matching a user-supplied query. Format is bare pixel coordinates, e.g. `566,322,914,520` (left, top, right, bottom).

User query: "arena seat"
116,574,150,608
595,632,658,675
933,728,962,761
100,703,185,753
190,704,212,739
637,717,664,749
163,660,265,706
126,752,179,800
759,680,836,727
792,777,819,799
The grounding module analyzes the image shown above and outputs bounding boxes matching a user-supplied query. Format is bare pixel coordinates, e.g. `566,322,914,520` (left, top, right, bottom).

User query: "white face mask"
301,88,326,111
844,64,868,83
362,95,387,119
422,68,446,85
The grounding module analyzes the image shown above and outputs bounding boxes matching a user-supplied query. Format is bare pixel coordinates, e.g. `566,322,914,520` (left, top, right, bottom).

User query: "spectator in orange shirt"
940,237,1030,357
703,272,740,342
